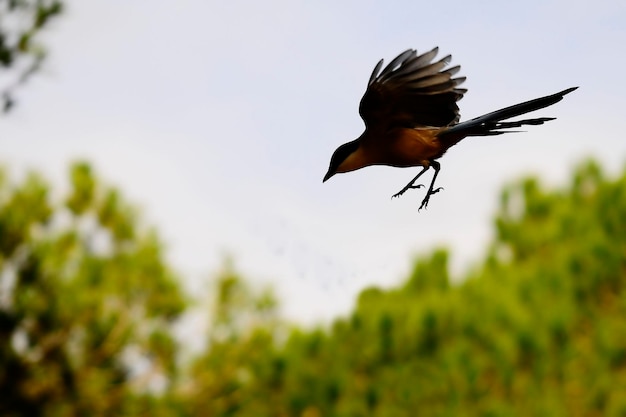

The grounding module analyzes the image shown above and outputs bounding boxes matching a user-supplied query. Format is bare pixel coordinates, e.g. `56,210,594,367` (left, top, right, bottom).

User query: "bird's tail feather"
441,87,577,139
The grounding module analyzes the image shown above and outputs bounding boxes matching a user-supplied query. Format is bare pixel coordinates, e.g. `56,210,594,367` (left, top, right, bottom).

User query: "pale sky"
1,0,625,324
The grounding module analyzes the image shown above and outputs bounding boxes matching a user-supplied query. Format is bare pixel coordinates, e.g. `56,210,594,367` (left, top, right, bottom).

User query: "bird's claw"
391,184,423,199
418,187,444,211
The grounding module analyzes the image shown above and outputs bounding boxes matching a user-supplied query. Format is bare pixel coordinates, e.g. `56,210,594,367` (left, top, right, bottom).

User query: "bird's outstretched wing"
359,47,467,130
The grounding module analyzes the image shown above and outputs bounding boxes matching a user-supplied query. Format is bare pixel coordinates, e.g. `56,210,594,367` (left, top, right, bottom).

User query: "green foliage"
0,0,64,111
181,264,281,417
188,160,626,416
0,162,186,416
3,158,626,416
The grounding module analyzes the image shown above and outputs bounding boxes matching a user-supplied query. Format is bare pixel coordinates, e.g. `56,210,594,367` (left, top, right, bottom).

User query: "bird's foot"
391,184,424,199
418,187,444,211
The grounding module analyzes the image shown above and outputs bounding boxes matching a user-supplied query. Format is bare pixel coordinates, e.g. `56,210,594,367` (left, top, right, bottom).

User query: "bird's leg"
391,165,429,199
418,160,443,210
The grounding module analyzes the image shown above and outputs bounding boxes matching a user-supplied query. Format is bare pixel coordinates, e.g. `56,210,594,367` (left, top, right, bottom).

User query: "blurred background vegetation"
0,0,62,112
2,2,626,416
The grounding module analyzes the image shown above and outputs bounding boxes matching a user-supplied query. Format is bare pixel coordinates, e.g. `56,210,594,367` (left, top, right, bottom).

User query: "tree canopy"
179,161,626,417
1,159,626,416
0,163,185,416
0,0,63,112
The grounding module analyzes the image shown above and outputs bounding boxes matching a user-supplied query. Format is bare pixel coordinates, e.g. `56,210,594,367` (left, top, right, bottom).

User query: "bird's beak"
323,170,335,182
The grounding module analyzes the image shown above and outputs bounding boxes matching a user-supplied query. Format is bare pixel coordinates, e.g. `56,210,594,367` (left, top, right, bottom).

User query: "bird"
323,47,577,210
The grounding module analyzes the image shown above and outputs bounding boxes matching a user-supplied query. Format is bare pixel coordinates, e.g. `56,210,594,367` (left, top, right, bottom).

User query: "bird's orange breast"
359,127,444,168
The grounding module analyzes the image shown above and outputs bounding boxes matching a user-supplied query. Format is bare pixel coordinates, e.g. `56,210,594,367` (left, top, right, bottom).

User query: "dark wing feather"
359,47,466,129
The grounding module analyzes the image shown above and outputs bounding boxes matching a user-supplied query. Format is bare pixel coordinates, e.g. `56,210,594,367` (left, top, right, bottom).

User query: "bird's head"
323,139,361,182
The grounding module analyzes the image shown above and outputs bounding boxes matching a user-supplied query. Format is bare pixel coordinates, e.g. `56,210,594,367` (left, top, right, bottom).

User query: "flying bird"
323,47,577,210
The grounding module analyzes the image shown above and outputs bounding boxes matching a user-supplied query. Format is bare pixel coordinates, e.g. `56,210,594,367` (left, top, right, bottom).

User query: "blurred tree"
0,0,63,112
181,264,281,417
2,155,625,417
181,159,626,417
0,162,186,416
